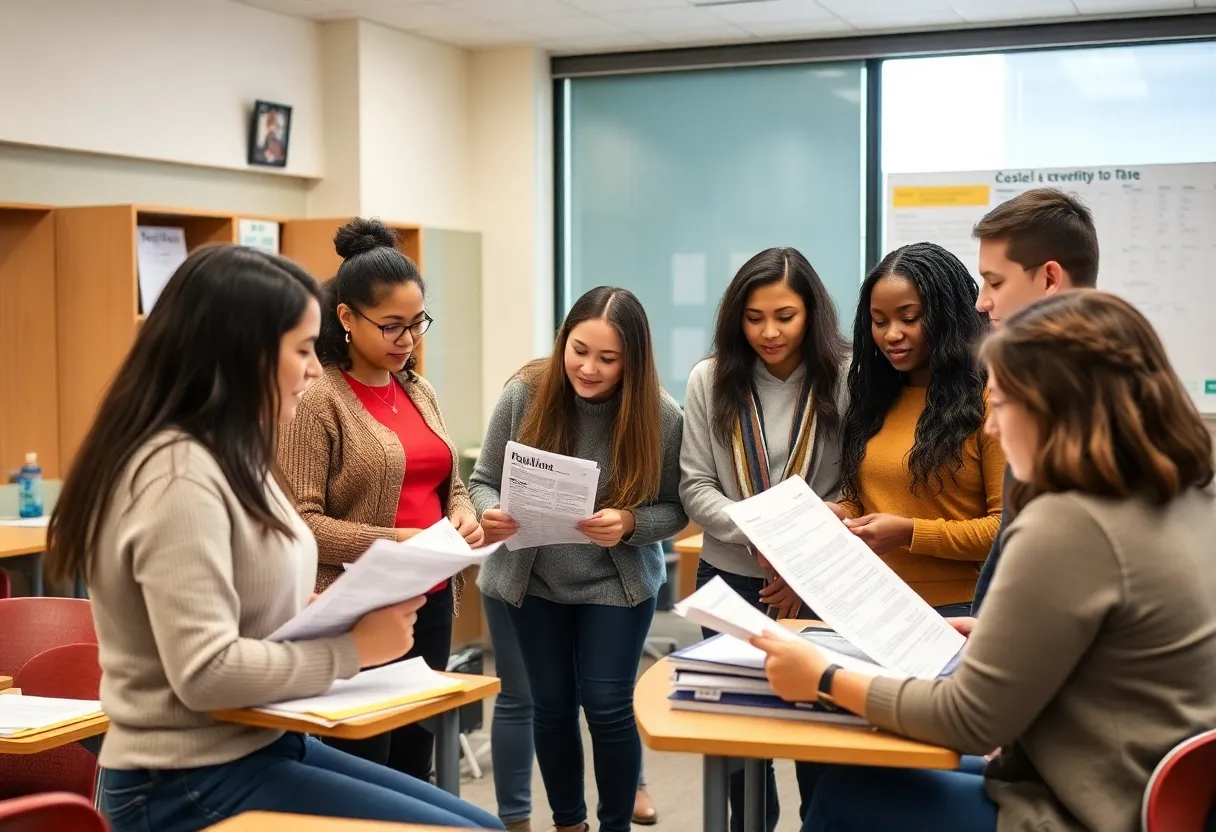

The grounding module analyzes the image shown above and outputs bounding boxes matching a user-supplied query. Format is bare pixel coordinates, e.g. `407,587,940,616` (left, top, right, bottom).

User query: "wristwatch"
817,663,842,711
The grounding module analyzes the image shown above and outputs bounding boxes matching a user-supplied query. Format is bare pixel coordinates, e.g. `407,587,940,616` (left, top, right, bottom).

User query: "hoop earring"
344,330,351,344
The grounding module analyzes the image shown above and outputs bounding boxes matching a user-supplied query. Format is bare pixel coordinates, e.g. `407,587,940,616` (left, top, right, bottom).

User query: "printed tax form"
500,440,600,550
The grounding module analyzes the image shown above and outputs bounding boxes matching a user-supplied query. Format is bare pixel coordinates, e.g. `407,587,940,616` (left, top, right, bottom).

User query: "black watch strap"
817,663,842,711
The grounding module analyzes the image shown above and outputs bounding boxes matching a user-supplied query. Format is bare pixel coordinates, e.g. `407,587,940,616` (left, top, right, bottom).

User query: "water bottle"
17,452,43,518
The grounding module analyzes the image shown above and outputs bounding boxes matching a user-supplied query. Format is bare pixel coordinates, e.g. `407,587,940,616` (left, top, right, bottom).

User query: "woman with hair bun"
278,217,483,778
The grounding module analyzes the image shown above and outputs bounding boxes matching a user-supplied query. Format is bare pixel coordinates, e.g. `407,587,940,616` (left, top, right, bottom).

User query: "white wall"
309,20,363,217
357,21,473,229
470,47,555,423
0,0,323,178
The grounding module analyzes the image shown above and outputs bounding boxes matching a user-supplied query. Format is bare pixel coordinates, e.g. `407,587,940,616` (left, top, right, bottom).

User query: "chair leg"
459,733,483,779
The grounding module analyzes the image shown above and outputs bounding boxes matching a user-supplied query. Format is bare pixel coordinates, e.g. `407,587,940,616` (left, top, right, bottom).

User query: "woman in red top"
278,218,483,780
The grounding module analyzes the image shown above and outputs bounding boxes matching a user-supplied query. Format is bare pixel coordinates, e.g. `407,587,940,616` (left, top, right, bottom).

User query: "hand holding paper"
500,441,601,549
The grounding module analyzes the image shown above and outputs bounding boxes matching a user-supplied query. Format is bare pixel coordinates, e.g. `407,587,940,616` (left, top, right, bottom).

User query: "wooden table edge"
0,676,11,692
0,714,109,754
205,811,461,831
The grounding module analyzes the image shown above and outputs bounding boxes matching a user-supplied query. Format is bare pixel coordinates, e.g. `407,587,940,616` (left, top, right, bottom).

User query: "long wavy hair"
517,286,662,509
841,242,989,499
982,291,1212,511
710,248,848,445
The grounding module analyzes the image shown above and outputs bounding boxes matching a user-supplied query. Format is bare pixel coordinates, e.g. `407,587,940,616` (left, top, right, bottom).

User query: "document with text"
500,440,600,550
270,519,500,642
723,477,965,679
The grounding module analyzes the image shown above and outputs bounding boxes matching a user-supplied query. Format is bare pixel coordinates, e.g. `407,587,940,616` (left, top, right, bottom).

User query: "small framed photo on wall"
248,100,292,168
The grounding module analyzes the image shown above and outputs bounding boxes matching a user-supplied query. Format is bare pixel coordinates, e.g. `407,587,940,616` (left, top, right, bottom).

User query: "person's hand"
759,575,802,619
750,633,828,702
395,528,422,543
827,502,850,522
480,508,518,545
844,514,914,554
946,616,977,637
577,509,636,548
451,513,485,548
351,596,427,668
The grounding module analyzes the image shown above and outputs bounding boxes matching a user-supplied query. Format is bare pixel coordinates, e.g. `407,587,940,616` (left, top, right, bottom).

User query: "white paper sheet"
723,477,965,678
257,658,462,726
0,696,102,737
270,532,501,642
135,226,187,313
673,576,801,644
500,441,600,550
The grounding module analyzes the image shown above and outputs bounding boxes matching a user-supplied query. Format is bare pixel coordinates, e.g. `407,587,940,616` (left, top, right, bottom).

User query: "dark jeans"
507,593,657,832
802,755,996,831
325,583,454,779
696,560,823,832
934,603,973,618
99,733,503,832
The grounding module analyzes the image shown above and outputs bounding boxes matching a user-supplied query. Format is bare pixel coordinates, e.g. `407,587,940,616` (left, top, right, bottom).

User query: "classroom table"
205,812,453,831
0,712,109,755
672,532,703,602
634,650,959,832
0,676,10,692
210,672,500,796
0,526,47,596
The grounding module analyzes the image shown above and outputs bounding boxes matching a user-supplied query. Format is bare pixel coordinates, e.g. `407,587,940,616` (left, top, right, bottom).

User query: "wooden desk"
207,812,453,831
672,532,703,602
0,676,11,692
634,647,958,832
211,673,500,796
0,713,108,755
0,525,47,596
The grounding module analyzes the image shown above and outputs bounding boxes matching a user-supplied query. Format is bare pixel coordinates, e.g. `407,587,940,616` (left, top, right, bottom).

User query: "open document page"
500,440,600,550
723,477,965,679
673,575,801,644
270,519,501,642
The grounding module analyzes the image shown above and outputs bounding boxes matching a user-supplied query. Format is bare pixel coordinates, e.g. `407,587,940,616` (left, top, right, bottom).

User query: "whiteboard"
885,163,1216,414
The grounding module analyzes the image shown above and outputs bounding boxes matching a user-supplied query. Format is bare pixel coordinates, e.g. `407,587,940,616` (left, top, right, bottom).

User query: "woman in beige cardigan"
279,217,482,780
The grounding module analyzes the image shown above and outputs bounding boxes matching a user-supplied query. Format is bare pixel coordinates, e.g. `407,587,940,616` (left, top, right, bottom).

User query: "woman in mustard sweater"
837,242,1003,614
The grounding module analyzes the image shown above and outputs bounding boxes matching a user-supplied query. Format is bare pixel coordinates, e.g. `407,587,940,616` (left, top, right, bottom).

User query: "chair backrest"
1143,727,1216,831
0,792,108,832
15,643,102,700
0,598,96,677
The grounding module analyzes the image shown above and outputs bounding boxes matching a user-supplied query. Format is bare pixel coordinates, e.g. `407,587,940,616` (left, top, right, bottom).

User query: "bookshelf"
0,203,59,479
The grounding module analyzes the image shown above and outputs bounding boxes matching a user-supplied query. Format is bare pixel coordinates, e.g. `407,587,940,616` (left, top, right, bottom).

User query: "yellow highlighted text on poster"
892,185,991,208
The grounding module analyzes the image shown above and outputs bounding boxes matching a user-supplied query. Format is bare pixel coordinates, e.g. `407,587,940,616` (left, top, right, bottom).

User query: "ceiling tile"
1073,0,1195,11
736,16,856,37
562,0,687,10
411,23,534,46
358,1,482,29
647,25,755,44
449,0,580,23
545,32,664,53
817,0,954,13
837,9,967,28
602,5,742,31
513,14,634,38
708,0,841,24
953,0,1077,22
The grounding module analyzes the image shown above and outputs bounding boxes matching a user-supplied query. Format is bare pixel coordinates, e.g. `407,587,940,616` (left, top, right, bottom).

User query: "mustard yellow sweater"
838,386,1005,606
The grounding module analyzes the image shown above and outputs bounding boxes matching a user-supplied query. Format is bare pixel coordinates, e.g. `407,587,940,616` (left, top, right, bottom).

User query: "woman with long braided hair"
836,242,1003,615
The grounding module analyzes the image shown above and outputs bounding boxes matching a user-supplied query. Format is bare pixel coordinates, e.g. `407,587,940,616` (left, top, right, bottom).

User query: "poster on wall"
238,218,281,255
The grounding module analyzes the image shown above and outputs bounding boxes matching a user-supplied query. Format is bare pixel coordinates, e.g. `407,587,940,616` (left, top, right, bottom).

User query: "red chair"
0,792,108,832
1142,727,1216,831
0,598,96,678
0,643,102,801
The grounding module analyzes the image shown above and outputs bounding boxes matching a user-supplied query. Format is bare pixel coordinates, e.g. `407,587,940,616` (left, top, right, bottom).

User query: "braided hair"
841,242,989,499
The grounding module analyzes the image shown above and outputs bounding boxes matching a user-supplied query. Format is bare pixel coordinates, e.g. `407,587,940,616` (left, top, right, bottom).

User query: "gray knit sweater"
470,378,687,607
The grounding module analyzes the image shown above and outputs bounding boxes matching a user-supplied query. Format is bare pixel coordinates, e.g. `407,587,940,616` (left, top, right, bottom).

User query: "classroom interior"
1,0,1215,829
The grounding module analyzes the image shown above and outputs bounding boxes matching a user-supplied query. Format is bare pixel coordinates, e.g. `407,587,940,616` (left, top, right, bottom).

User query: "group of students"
39,186,1216,832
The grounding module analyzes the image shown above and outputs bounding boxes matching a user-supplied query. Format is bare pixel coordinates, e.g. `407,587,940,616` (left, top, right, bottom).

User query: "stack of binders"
667,628,874,725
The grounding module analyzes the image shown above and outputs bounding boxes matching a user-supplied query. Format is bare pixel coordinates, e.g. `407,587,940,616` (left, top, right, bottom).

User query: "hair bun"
334,217,397,260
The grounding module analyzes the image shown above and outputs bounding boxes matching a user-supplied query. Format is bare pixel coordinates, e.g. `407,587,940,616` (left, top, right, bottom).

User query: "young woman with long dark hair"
679,247,849,829
46,245,501,831
837,242,1003,614
470,286,687,832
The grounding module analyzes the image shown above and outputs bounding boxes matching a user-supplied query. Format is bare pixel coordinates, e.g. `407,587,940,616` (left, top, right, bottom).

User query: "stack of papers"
257,658,465,728
500,441,601,550
0,696,102,737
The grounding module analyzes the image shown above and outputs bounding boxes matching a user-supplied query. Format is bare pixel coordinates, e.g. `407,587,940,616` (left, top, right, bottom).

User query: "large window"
559,63,867,404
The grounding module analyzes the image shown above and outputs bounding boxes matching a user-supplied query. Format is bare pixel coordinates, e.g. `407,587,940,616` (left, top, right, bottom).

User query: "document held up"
500,440,600,550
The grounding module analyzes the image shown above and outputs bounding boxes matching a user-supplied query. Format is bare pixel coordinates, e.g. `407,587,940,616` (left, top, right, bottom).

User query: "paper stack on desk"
0,695,103,737
256,658,465,727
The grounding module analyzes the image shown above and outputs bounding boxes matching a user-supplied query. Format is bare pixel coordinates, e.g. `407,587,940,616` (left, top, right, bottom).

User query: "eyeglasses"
353,307,434,342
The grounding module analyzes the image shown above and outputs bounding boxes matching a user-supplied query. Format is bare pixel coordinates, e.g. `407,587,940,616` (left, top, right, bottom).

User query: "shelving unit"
0,203,60,479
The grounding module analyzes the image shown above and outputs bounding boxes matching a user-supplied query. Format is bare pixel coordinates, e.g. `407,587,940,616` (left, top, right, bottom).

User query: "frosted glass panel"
562,63,866,404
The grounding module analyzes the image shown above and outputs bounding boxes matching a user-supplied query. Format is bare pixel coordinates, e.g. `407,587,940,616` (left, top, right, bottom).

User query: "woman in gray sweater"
754,291,1216,832
470,286,687,832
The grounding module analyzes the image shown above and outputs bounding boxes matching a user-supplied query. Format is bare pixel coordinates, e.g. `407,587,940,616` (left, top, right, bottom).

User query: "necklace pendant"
389,404,398,413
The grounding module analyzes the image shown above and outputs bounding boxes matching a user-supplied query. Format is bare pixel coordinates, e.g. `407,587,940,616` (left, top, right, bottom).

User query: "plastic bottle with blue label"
17,452,44,518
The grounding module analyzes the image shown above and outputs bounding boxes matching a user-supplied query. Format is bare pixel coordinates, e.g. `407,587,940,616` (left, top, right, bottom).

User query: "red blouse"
344,372,451,593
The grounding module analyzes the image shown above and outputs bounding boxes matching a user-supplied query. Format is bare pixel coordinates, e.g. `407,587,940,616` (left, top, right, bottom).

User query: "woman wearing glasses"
279,217,483,778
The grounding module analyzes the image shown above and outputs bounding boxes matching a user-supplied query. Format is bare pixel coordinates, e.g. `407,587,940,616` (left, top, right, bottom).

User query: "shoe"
505,820,532,832
633,787,658,825
554,824,589,832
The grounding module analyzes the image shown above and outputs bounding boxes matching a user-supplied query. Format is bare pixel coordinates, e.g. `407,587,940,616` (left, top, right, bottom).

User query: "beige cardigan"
278,365,474,608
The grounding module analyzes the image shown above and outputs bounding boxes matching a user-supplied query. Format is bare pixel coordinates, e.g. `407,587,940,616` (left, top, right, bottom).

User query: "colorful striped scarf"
730,377,818,499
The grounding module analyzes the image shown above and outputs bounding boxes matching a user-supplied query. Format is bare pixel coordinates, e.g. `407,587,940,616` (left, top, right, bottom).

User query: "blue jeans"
99,733,504,832
696,560,823,832
507,593,656,832
802,756,997,831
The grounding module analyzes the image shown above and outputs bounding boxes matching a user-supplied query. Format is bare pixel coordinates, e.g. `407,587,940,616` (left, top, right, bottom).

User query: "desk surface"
0,677,10,691
0,713,108,755
207,812,453,831
672,533,702,555
210,672,500,741
0,526,47,558
635,655,958,770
